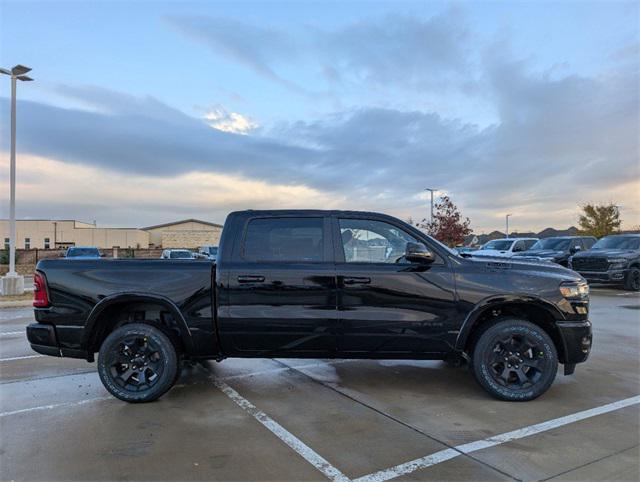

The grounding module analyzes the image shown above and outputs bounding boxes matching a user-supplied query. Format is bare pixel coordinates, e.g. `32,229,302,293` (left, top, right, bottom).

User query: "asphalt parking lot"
1,289,639,481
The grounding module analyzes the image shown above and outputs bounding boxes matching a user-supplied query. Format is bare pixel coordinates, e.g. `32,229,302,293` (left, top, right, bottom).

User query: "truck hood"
513,249,563,259
573,249,638,259
461,254,582,281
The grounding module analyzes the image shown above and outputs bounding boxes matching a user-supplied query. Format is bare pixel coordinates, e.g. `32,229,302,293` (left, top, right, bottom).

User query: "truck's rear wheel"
98,323,178,403
472,318,558,401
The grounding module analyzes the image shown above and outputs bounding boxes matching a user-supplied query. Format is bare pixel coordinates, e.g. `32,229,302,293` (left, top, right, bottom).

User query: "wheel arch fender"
82,292,194,355
455,295,565,351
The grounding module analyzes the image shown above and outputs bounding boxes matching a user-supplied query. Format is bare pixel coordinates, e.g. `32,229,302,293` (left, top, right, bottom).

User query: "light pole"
505,214,512,238
425,188,438,224
1,65,33,295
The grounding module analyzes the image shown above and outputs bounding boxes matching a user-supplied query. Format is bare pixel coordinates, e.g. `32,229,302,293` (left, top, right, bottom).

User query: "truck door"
219,215,337,356
333,216,457,356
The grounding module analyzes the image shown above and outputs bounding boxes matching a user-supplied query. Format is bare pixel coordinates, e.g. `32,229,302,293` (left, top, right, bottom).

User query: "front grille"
572,257,609,272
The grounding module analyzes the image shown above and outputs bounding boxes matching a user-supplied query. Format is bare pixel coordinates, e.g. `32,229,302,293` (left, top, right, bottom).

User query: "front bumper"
26,323,61,357
577,269,627,284
556,319,592,368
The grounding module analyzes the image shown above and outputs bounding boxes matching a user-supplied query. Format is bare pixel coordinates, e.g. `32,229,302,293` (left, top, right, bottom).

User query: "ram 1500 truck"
570,234,640,291
28,210,592,403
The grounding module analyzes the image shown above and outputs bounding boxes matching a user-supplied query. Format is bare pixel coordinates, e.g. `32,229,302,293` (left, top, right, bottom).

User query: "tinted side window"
244,217,324,262
512,241,526,252
524,240,537,249
583,238,596,249
338,218,420,264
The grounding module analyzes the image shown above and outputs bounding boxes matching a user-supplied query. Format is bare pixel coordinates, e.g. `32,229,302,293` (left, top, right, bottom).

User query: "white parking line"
0,331,24,337
0,354,44,362
214,379,351,482
0,396,113,418
355,395,640,482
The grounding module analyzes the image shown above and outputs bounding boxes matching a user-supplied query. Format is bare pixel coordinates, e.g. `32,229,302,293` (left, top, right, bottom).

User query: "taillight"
33,271,50,308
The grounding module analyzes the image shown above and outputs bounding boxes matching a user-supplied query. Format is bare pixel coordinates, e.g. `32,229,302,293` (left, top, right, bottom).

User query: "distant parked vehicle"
198,245,218,260
64,247,102,260
160,249,195,259
513,236,597,267
570,234,640,291
472,238,538,258
454,246,478,255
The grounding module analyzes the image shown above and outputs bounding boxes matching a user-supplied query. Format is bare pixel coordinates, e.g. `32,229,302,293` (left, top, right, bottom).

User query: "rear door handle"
343,276,371,285
237,275,265,283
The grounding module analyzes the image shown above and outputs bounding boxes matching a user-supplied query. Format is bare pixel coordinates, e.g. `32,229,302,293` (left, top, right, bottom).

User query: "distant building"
142,219,223,248
0,218,223,250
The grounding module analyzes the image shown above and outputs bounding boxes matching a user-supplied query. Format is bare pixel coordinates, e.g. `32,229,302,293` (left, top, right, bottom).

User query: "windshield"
67,248,100,257
592,236,640,250
481,240,514,251
170,251,192,259
530,238,571,250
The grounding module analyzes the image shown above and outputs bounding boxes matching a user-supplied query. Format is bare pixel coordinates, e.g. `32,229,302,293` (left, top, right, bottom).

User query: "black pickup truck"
570,234,640,291
28,210,592,403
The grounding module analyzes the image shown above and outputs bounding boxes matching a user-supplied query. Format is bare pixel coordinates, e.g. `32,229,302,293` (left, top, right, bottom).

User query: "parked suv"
570,234,640,291
473,238,538,258
513,236,597,267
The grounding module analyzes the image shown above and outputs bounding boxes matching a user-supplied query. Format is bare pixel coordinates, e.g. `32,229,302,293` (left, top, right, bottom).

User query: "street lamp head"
0,68,11,76
11,64,31,76
16,75,34,81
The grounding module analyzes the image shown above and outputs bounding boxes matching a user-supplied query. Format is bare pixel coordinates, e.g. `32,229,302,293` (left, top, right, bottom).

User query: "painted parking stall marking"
214,379,351,482
0,331,24,337
0,354,44,362
355,395,640,482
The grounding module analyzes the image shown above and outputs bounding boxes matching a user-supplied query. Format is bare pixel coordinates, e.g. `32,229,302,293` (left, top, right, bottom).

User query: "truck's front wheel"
472,318,558,401
98,323,178,403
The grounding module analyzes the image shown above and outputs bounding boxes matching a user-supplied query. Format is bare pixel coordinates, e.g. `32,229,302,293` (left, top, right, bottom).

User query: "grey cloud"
165,9,473,94
1,45,637,228
165,15,307,94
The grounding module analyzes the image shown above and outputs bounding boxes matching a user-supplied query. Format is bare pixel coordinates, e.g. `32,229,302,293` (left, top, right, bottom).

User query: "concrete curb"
0,300,33,308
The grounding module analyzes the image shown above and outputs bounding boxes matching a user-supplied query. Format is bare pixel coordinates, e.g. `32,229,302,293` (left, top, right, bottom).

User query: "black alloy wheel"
624,268,640,292
472,318,558,401
486,333,546,389
98,323,178,403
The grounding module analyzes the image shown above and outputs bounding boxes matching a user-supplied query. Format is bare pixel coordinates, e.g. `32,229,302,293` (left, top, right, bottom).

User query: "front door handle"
237,275,266,283
343,276,371,285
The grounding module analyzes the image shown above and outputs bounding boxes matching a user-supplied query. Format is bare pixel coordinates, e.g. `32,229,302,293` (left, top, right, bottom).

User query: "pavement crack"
273,359,521,482
541,443,639,481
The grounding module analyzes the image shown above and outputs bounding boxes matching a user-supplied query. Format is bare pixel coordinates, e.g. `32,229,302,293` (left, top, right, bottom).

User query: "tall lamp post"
1,65,33,295
425,188,438,224
505,213,512,238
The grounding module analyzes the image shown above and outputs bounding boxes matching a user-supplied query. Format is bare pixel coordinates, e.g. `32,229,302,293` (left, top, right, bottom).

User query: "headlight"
559,281,589,299
607,258,627,269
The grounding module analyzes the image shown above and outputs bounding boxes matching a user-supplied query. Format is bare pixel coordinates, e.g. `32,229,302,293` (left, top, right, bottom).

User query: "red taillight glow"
33,271,50,308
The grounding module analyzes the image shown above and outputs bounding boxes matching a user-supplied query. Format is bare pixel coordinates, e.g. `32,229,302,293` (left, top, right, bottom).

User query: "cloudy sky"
0,1,638,233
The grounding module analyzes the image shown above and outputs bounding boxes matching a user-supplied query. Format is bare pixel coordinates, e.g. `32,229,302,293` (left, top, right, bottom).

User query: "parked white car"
472,238,539,258
160,249,195,259
198,245,218,260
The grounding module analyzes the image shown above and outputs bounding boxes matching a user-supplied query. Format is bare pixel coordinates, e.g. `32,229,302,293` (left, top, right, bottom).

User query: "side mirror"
405,242,435,264
570,246,581,254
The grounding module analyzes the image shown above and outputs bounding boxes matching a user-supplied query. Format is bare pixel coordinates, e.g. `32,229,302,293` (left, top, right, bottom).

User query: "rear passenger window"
243,218,324,262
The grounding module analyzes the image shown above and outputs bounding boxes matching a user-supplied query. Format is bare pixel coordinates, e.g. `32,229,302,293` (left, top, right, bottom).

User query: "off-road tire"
98,323,178,403
472,318,558,401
